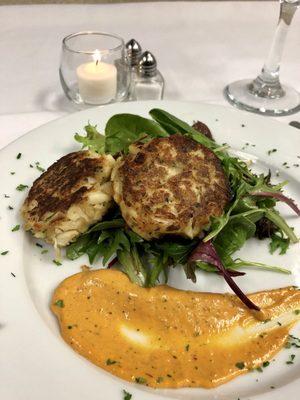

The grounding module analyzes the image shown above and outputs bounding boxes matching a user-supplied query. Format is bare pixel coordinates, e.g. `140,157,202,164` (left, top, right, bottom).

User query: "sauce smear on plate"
51,269,300,388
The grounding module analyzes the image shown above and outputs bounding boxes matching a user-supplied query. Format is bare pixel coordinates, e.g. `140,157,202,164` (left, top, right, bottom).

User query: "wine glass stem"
249,1,298,99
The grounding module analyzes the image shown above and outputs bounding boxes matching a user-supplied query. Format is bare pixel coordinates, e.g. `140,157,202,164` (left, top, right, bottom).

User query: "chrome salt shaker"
133,51,164,101
125,39,142,100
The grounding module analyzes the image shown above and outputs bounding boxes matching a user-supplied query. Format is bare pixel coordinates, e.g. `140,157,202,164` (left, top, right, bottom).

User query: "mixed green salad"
68,108,300,310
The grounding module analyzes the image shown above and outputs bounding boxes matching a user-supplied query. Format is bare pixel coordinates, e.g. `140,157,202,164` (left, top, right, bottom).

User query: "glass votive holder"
59,31,130,106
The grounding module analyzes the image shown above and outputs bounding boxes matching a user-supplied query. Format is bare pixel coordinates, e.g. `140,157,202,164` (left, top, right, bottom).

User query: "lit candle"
76,50,117,105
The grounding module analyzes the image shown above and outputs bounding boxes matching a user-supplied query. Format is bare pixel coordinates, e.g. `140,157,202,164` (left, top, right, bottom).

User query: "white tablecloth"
0,1,300,148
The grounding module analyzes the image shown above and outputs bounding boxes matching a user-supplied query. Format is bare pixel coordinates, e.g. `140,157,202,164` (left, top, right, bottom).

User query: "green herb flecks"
53,259,62,266
16,153,22,159
106,358,117,365
54,299,64,308
235,362,245,370
135,376,147,384
11,224,20,232
16,184,28,191
286,354,296,364
122,390,132,400
1,251,9,255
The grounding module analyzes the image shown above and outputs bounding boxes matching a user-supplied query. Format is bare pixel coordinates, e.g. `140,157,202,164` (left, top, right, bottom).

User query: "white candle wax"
76,60,117,105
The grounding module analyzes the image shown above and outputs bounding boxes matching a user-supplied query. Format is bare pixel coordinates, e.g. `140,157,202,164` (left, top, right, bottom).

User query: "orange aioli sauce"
51,269,300,388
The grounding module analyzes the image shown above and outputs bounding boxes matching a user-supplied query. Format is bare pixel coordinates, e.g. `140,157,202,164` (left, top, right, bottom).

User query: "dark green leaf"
117,245,147,286
86,241,101,264
122,390,132,400
11,224,20,232
16,184,28,191
66,235,92,260
149,108,216,150
86,219,125,234
54,299,64,308
105,113,168,155
213,216,257,264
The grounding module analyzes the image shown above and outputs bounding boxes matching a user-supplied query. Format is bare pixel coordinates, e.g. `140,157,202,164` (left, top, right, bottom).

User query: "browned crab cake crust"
112,134,230,240
21,150,115,247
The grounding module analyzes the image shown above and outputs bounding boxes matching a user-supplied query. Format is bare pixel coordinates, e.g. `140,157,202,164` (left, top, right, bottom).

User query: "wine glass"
224,0,300,116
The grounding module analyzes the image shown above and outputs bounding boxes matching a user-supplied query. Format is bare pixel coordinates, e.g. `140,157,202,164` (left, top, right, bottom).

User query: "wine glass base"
224,79,300,116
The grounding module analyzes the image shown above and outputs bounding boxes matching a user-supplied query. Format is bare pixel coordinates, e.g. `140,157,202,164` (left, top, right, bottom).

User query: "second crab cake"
21,150,115,248
112,134,230,240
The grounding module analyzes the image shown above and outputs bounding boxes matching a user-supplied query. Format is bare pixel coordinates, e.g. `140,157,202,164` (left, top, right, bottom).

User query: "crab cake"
112,134,230,240
21,150,115,248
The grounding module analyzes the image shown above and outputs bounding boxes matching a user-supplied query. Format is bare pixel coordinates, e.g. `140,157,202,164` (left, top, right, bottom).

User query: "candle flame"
93,49,101,66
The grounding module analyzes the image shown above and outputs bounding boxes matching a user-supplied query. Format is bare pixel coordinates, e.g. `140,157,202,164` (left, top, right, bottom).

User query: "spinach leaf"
105,113,168,155
149,108,216,150
74,124,105,154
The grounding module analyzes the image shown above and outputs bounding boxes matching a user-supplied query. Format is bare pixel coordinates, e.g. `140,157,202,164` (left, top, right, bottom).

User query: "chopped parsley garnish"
256,367,263,372
53,259,62,266
106,358,117,365
36,243,43,248
270,386,275,389
294,310,300,315
263,361,270,368
4,194,10,198
35,161,45,172
286,354,296,364
235,362,245,370
11,272,16,277
135,376,147,384
185,344,190,351
1,251,9,255
10,171,15,175
8,205,14,210
16,184,28,191
41,249,48,254
267,149,277,155
29,164,33,168
285,335,300,349
16,153,22,159
54,299,64,308
11,224,20,232
122,390,132,400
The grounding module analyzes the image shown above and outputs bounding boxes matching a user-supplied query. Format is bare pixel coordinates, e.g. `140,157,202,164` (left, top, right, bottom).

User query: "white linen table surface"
0,1,300,149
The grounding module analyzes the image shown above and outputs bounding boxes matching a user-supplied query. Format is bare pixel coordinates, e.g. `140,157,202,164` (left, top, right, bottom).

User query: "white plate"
1,101,300,400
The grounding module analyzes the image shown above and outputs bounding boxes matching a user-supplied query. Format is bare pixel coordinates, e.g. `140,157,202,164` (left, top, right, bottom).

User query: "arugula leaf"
66,235,93,260
213,216,257,265
86,218,125,234
75,123,105,154
270,233,290,255
105,113,168,155
265,209,298,243
146,253,168,287
227,258,291,274
117,244,147,286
